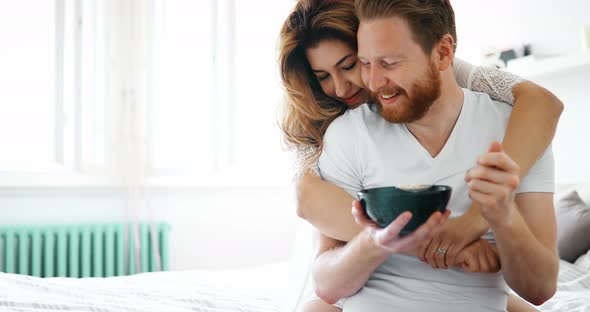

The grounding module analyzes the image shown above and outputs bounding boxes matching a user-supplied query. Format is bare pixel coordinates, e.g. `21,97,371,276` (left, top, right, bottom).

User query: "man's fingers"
423,235,440,266
468,189,495,208
465,167,520,189
476,152,520,174
392,211,444,252
418,239,432,262
442,243,457,268
376,211,413,245
487,140,502,153
468,179,507,195
434,242,451,269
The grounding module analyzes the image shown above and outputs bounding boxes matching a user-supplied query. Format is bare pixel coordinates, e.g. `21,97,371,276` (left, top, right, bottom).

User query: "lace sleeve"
453,58,526,105
470,66,526,105
453,58,477,90
292,146,321,178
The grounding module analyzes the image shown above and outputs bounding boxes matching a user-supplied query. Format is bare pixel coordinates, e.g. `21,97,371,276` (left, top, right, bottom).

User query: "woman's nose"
334,78,351,98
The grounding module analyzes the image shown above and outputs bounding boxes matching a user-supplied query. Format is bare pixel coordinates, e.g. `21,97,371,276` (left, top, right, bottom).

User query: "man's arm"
466,141,558,305
312,201,449,304
493,193,558,305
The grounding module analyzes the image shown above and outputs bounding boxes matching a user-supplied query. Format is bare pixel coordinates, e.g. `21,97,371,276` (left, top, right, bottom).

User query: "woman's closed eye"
317,74,330,81
342,61,357,71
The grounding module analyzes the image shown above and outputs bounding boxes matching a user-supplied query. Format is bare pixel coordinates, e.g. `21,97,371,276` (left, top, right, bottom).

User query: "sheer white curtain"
107,0,159,273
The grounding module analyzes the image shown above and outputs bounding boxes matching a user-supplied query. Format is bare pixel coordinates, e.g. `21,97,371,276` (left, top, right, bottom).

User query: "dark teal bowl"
357,185,452,235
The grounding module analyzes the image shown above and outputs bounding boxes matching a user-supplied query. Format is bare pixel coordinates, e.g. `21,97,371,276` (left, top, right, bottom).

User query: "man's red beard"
373,62,441,123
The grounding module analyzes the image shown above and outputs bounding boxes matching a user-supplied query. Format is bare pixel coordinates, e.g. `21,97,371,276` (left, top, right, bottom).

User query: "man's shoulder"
325,104,376,139
463,89,512,120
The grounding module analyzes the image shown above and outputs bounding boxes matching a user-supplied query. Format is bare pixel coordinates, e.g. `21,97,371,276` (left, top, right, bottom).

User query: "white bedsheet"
0,262,287,312
539,255,590,312
0,257,588,312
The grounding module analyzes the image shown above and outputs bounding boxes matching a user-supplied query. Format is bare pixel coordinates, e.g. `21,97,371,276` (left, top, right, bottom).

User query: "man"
313,0,558,311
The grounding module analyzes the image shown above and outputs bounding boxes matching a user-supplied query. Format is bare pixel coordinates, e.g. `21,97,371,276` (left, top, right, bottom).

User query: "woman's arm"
311,230,388,304
298,64,563,252
503,80,563,175
455,59,564,176
295,170,361,242
421,64,563,269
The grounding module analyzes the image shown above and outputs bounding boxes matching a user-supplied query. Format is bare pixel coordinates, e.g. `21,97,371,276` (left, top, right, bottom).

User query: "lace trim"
292,146,321,178
470,67,526,105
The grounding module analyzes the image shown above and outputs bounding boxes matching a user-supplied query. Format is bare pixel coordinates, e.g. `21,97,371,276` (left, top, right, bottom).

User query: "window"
150,0,217,174
0,1,59,172
0,0,295,187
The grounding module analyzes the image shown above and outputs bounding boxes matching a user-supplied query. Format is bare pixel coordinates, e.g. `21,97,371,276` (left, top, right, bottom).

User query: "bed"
0,262,289,312
0,186,588,312
0,252,588,312
538,253,590,312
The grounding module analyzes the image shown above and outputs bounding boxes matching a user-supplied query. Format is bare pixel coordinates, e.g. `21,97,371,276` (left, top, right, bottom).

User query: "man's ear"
434,34,455,71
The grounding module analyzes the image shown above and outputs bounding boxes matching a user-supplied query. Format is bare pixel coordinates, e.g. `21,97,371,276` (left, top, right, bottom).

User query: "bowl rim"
358,184,452,196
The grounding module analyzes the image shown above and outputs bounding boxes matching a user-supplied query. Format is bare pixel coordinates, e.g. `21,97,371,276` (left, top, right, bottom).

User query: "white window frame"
0,0,292,189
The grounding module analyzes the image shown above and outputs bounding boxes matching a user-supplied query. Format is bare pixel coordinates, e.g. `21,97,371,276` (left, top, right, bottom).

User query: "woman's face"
305,39,369,109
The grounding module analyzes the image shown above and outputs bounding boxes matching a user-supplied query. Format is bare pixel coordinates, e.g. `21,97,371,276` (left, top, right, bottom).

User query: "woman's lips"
342,89,363,106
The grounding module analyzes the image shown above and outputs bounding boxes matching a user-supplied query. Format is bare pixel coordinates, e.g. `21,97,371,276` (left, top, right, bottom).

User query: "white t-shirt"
317,89,554,311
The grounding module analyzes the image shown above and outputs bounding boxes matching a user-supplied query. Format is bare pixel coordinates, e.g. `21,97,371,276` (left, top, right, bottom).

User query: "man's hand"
351,200,451,255
418,210,488,269
454,239,500,273
466,141,520,229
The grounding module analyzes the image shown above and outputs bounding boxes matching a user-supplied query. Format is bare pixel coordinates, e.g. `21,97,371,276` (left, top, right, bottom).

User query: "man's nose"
368,66,387,92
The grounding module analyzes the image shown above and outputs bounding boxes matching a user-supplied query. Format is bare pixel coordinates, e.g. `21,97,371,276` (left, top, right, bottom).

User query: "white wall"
453,0,590,184
453,0,590,64
0,185,298,271
528,70,590,185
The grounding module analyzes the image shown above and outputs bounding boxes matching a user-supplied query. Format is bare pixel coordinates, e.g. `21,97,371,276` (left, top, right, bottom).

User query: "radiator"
0,223,169,278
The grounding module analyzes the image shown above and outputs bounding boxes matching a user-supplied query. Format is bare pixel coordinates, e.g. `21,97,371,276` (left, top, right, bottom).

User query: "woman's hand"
418,211,489,269
454,239,500,273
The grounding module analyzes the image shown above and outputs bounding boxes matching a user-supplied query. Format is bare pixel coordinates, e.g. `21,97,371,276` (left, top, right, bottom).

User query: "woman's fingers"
478,246,490,273
351,200,378,229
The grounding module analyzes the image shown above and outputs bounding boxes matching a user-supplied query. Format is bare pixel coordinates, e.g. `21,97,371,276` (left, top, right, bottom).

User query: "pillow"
555,185,590,262
574,248,590,272
576,183,590,207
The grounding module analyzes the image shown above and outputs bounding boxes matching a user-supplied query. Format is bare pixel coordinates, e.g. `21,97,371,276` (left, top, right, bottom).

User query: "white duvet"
0,255,588,312
539,251,590,312
0,263,286,312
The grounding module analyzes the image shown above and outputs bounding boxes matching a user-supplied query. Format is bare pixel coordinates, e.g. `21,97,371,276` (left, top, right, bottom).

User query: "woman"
277,0,563,311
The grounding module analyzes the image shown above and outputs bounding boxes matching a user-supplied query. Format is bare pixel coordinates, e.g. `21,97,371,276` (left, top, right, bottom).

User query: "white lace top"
453,58,525,104
297,58,526,176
